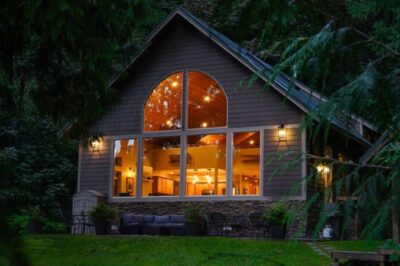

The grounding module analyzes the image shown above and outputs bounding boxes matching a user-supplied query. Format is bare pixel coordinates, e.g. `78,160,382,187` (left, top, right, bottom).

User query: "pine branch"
309,6,400,59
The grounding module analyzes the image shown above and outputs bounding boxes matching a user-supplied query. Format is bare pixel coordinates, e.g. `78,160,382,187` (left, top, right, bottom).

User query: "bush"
43,221,66,234
184,203,203,224
8,214,30,235
264,202,288,225
89,203,117,222
22,206,45,223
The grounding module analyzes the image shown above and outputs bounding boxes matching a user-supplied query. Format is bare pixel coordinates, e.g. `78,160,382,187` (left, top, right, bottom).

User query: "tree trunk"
393,176,399,244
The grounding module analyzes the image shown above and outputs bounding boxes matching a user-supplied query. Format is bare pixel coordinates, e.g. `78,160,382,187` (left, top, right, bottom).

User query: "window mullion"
180,132,187,197
136,137,143,198
226,131,233,197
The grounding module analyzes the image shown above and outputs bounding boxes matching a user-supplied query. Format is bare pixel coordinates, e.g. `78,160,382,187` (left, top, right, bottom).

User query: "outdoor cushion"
154,215,170,224
143,215,155,224
167,223,186,228
170,215,184,224
122,214,143,224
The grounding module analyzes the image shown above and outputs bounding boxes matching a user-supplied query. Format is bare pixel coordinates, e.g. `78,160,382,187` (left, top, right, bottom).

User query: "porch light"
91,140,100,151
316,163,330,174
278,124,286,141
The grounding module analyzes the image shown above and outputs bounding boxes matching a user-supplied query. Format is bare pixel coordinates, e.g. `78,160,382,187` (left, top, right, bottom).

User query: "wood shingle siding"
79,16,304,198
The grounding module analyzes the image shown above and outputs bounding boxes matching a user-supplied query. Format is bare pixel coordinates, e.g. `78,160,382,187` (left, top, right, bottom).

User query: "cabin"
70,8,376,236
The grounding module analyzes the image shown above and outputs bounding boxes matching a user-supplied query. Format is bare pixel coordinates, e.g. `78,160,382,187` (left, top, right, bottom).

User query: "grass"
326,240,384,252
1,235,330,266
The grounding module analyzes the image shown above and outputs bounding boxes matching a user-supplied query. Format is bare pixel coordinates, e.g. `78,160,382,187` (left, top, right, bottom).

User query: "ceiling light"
201,122,208,128
171,81,178,87
249,140,255,145
204,95,211,102
166,120,172,126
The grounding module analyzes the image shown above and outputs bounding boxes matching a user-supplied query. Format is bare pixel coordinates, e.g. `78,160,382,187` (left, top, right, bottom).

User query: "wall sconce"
91,140,100,152
278,124,286,141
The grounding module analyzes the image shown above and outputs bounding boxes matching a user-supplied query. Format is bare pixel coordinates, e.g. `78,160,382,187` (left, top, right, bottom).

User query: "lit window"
187,71,227,129
186,134,226,196
112,139,138,197
233,132,260,195
143,73,183,131
142,136,180,196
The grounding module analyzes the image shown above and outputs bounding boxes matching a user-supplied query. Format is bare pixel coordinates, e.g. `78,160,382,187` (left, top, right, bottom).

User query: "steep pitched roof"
59,7,375,146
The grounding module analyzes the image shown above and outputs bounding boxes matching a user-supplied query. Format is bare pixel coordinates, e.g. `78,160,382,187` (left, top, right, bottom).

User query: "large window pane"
233,132,260,196
142,136,180,196
186,134,226,196
187,71,227,129
112,139,138,197
144,72,183,131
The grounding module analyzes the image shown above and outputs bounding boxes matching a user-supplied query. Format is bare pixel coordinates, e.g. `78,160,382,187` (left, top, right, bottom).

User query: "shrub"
22,206,45,223
89,203,117,222
43,221,66,234
264,202,288,226
8,214,30,235
184,203,203,224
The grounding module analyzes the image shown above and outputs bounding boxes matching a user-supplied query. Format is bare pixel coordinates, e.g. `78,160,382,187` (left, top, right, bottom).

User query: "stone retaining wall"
110,200,306,238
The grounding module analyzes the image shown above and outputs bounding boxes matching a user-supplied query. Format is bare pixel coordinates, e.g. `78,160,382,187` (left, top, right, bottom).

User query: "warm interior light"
201,122,208,128
171,81,178,87
204,95,211,102
316,164,330,174
166,120,172,126
249,140,255,145
278,124,286,141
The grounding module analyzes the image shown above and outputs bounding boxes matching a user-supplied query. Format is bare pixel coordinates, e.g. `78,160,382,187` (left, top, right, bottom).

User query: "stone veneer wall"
111,200,306,238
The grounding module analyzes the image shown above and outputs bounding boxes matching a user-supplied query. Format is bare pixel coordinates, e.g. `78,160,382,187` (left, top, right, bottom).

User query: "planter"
94,221,109,235
270,224,286,239
28,221,43,234
185,223,202,236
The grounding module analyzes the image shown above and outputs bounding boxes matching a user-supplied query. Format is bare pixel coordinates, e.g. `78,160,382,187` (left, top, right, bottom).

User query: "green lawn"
2,235,329,266
1,235,386,266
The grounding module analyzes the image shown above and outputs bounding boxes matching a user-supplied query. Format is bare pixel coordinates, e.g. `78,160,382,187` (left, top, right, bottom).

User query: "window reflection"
186,134,226,196
142,136,180,196
144,72,183,131
112,139,138,197
233,132,260,195
188,71,227,129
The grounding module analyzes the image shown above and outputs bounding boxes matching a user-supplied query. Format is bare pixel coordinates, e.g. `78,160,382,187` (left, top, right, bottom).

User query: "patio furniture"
120,214,144,235
119,214,186,235
208,212,227,236
230,214,247,237
249,212,268,237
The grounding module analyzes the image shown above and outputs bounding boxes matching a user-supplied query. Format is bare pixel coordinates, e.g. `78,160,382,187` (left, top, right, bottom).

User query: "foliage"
8,214,30,236
21,206,45,223
43,221,66,234
89,203,118,223
263,202,288,226
184,203,203,224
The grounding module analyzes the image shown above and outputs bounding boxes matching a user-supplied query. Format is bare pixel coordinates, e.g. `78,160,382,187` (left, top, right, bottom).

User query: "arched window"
143,71,227,131
143,72,183,131
187,71,227,128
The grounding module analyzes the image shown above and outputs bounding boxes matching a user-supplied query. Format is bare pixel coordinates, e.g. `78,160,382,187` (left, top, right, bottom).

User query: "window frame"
108,69,309,202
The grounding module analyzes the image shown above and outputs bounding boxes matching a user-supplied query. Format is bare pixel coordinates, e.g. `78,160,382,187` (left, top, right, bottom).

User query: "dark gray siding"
264,127,303,197
79,16,304,197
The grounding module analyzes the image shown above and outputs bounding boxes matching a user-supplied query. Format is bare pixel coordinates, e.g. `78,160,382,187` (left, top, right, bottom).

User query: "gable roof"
59,7,375,146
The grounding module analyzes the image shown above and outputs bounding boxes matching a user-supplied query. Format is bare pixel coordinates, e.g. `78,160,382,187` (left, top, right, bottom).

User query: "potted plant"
89,203,117,235
264,202,288,239
23,206,45,234
184,203,204,236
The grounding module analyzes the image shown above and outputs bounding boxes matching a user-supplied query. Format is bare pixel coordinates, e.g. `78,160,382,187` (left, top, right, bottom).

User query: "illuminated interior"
112,139,138,197
143,72,183,131
186,134,226,196
142,136,180,196
233,132,260,195
111,71,264,198
188,71,227,129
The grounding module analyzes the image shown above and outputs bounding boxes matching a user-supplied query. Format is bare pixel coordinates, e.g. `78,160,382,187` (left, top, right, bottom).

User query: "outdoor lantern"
91,140,100,152
278,124,286,141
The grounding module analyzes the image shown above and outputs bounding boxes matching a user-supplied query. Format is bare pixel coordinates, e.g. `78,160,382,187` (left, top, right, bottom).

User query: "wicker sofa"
120,214,186,236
